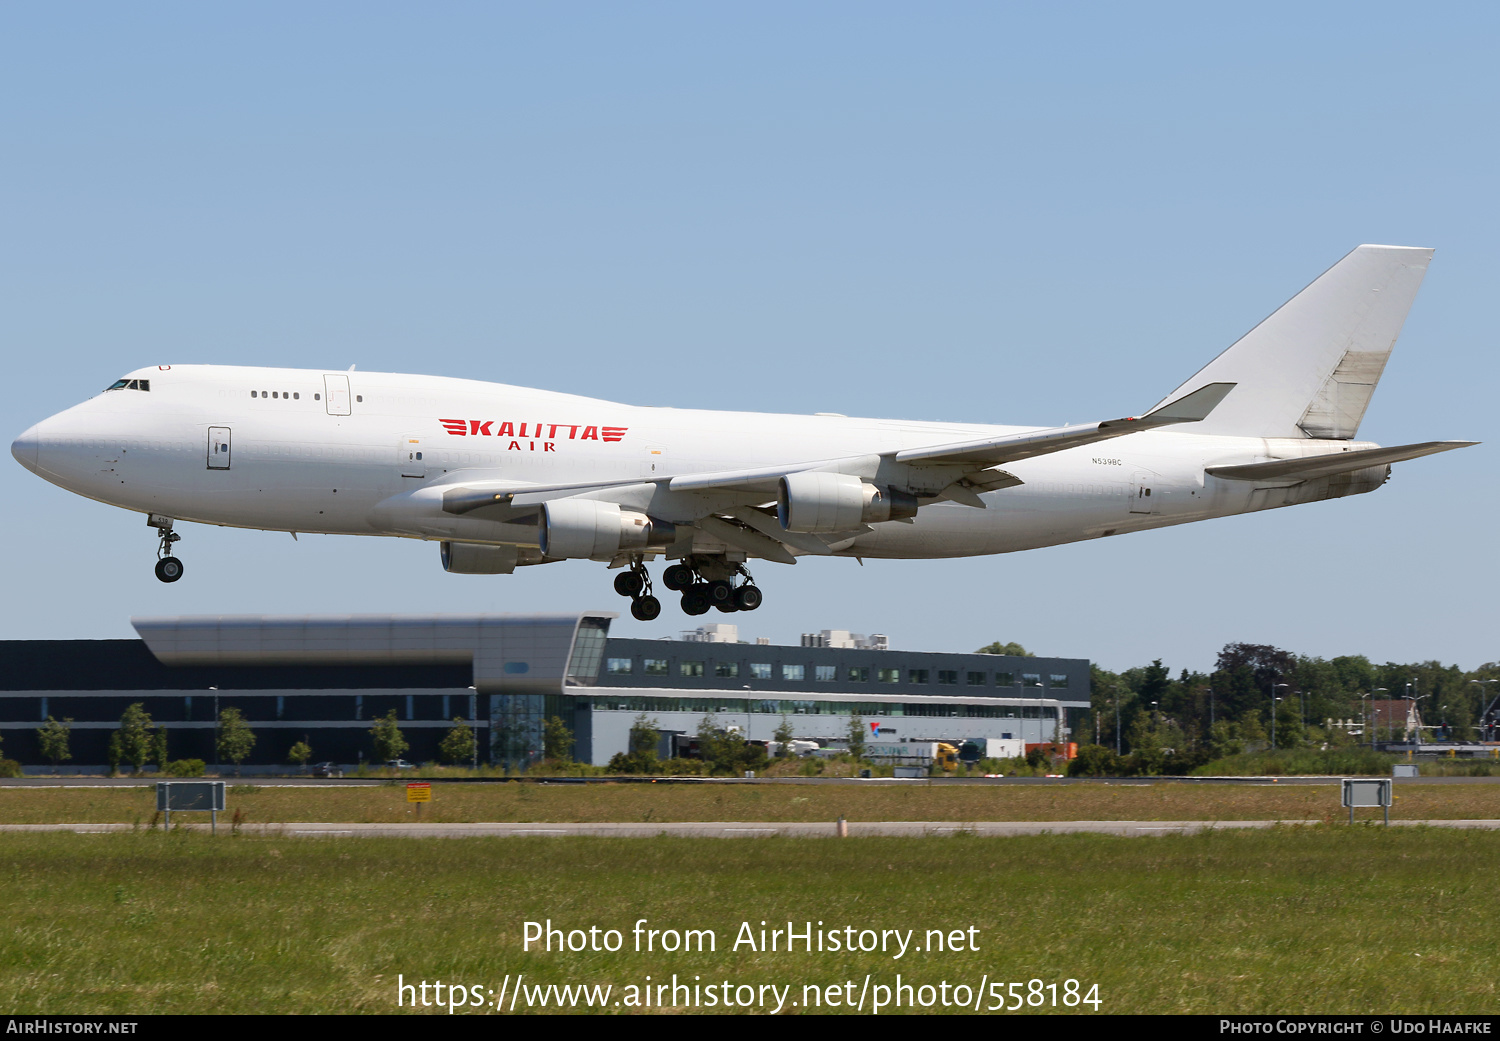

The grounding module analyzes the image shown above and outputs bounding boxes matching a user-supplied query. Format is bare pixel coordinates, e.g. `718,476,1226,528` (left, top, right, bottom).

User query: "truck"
959,738,1025,762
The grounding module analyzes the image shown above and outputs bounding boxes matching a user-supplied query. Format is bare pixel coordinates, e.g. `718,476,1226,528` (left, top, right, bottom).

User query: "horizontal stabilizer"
1206,440,1477,482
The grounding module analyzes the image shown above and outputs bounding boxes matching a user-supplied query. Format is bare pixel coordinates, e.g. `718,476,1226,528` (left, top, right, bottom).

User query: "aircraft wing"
434,382,1237,557
1206,440,1477,482
892,382,1236,467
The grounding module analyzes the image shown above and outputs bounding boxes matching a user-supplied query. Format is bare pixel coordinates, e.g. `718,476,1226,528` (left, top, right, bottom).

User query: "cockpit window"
105,379,129,392
104,378,150,392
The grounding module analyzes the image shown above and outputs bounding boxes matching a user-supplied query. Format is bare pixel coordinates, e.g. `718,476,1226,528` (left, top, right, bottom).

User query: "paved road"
5,819,1499,838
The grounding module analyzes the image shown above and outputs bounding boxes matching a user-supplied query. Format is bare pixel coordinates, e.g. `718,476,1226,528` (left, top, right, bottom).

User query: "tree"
773,714,794,757
153,728,168,774
543,716,573,762
287,740,313,771
607,714,662,773
846,712,867,759
37,717,72,774
370,709,408,763
976,641,1034,657
438,718,475,766
116,703,156,774
216,708,256,776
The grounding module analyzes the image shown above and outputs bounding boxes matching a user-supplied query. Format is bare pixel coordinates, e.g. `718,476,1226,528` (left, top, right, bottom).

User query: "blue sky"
3,3,1495,673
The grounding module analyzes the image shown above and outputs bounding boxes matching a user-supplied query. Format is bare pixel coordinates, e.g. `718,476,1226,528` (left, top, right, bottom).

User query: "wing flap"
1206,440,1477,482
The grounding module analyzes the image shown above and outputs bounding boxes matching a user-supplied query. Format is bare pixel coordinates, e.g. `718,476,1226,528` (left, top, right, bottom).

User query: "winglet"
1141,382,1237,425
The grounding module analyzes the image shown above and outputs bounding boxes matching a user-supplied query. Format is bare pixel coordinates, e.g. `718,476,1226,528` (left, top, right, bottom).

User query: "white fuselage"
11,365,1383,563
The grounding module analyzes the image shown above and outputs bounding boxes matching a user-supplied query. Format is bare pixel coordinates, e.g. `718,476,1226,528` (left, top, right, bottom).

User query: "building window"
847,666,870,683
606,658,633,675
878,668,900,684
750,663,772,680
681,661,705,678
966,671,987,685
995,672,1014,686
1022,672,1042,687
908,669,929,684
937,670,958,685
644,659,669,676
782,664,805,681
1050,673,1069,688
716,661,739,679
815,665,837,682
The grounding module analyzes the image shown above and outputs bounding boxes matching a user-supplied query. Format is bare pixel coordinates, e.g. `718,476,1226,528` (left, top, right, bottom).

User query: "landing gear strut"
672,557,763,616
612,557,661,621
148,515,183,583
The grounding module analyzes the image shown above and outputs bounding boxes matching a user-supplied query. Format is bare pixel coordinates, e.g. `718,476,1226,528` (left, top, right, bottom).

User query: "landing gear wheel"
630,595,661,621
614,571,645,598
154,557,184,583
681,586,711,616
733,584,763,611
706,579,734,606
662,564,695,591
714,598,739,613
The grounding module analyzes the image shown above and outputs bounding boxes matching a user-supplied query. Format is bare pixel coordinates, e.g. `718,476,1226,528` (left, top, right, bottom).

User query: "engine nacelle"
440,541,520,574
539,498,676,560
777,473,919,533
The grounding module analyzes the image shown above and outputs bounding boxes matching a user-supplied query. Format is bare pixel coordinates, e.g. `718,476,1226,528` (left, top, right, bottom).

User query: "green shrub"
0,759,22,778
165,759,206,777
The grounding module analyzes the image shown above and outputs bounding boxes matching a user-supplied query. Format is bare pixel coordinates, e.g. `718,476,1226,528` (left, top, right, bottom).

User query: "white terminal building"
0,613,1088,770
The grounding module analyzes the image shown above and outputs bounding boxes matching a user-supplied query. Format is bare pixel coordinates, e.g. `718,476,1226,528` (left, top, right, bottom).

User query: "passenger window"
293,393,299,400
272,392,278,399
356,395,363,402
314,394,321,400
251,391,257,397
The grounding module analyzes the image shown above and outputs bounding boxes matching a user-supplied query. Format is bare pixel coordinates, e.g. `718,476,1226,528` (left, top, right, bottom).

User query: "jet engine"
777,472,918,533
539,498,676,560
440,541,520,574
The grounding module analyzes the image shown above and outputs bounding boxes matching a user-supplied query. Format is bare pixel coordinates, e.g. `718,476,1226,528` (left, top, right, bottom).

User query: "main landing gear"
148,515,183,583
662,558,763,617
613,559,661,621
613,556,765,618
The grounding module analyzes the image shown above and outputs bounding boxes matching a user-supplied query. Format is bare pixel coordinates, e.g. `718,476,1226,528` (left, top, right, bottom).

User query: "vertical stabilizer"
1150,245,1433,439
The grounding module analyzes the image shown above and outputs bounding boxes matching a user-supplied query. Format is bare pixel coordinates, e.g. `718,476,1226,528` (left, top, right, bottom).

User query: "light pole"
1112,685,1122,756
1206,686,1215,730
210,686,219,772
468,685,478,771
1358,693,1373,750
1370,687,1387,747
1271,683,1289,750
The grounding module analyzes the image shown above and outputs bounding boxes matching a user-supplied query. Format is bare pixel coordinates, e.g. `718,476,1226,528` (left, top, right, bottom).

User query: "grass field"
2,780,1498,826
1,828,1496,1015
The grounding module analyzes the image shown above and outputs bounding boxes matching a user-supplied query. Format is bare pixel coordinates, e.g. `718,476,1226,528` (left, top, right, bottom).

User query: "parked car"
386,759,416,771
310,761,343,778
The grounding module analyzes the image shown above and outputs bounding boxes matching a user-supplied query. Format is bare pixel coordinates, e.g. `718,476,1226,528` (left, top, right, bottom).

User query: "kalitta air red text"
439,419,627,442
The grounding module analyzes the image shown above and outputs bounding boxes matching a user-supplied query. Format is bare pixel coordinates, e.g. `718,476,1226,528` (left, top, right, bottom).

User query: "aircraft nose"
10,423,40,474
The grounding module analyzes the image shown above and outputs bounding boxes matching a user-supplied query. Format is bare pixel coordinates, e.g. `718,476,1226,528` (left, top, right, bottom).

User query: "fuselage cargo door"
399,435,425,478
323,374,351,416
1129,471,1154,515
207,427,232,470
641,444,665,477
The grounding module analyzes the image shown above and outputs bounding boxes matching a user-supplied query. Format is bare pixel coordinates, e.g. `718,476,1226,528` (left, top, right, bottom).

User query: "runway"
5,819,1499,837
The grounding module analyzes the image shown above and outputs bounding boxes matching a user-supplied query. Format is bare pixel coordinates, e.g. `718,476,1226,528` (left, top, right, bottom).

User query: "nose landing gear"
147,515,183,583
612,558,661,621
